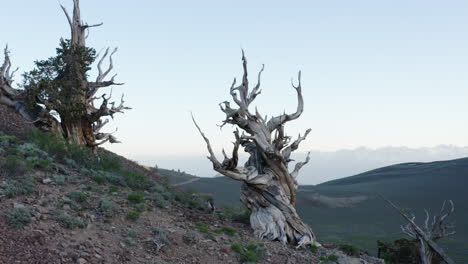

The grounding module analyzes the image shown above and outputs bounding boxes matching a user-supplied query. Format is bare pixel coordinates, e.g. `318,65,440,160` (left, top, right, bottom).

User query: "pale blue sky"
2,0,468,163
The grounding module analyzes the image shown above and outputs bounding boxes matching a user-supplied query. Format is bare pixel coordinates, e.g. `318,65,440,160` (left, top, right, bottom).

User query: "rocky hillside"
0,108,383,264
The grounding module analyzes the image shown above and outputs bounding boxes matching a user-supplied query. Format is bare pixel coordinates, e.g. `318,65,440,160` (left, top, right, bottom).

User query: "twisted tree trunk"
193,51,318,247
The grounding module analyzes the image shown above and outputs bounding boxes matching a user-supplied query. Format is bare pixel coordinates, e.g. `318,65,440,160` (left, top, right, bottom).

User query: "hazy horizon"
132,144,468,185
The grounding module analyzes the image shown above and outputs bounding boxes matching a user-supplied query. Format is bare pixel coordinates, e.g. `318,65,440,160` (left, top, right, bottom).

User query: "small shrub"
85,185,103,194
94,151,122,171
67,144,96,168
6,207,32,228
17,143,47,157
56,214,87,229
125,237,137,246
218,206,250,224
194,222,209,233
25,131,68,158
128,229,138,238
148,228,171,252
53,175,66,185
152,227,164,235
25,156,51,170
320,254,339,262
98,200,117,218
182,232,197,245
231,243,266,263
109,186,119,193
174,192,190,203
189,195,210,211
175,192,209,211
231,243,243,253
93,174,106,184
36,158,51,169
0,134,16,147
57,199,80,210
2,177,36,198
339,244,360,257
155,199,170,208
160,191,173,201
146,192,170,208
240,250,261,263
310,244,319,253
126,211,140,221
377,239,419,264
127,193,145,204
64,158,79,168
240,244,266,263
328,254,339,261
102,172,127,187
66,191,89,203
4,155,26,175
121,169,154,190
133,203,146,212
149,183,166,193
214,226,237,236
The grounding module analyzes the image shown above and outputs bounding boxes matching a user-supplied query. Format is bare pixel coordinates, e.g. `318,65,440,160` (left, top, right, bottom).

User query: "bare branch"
221,129,241,170
290,152,310,180
424,209,430,233
93,132,120,146
434,200,456,240
439,200,455,223
82,22,103,29
1,46,20,97
282,128,312,162
60,4,73,30
229,50,261,113
88,79,124,96
93,118,109,134
85,27,90,39
381,196,456,264
401,223,417,239
87,47,121,98
246,64,264,106
90,94,130,121
97,48,109,79
267,71,304,132
110,94,131,115
96,48,112,82
191,113,223,170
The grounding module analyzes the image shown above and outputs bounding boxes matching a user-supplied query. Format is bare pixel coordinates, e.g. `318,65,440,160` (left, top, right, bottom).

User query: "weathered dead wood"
381,195,456,264
0,46,18,108
0,46,44,122
193,51,317,247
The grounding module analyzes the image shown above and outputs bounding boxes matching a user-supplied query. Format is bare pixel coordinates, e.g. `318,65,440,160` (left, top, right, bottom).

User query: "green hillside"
158,168,198,185
172,158,468,262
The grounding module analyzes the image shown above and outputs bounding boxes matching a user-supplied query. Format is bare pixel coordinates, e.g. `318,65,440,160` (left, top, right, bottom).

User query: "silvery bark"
193,51,317,247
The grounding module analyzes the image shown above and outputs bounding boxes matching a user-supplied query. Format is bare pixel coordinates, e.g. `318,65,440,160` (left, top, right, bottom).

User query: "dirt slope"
0,106,383,264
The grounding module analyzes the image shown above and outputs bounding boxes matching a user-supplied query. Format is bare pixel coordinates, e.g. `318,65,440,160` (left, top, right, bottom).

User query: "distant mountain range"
296,145,468,184
159,157,468,262
136,145,468,184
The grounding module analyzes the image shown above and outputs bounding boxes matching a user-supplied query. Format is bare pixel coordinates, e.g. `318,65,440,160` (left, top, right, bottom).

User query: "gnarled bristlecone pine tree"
400,201,456,264
193,51,318,247
0,0,129,147
383,196,456,264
